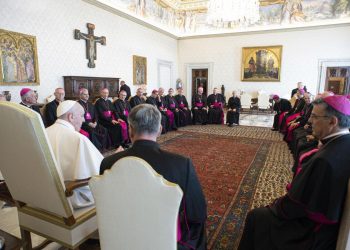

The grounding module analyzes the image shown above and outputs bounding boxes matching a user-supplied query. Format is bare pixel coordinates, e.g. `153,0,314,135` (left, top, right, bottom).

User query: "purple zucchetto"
323,95,350,115
20,88,32,97
273,95,279,100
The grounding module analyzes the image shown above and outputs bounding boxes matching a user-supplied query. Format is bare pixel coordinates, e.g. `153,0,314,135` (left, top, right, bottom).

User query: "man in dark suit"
100,104,207,250
119,80,131,101
44,88,65,127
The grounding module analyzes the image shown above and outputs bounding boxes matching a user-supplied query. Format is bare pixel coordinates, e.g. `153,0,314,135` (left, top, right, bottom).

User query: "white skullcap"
56,100,77,117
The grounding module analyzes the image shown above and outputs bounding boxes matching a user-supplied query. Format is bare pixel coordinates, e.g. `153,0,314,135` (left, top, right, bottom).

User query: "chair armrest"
64,178,90,197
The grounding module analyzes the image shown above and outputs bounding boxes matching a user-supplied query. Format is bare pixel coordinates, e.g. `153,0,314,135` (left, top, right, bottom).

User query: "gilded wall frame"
241,45,282,82
0,29,40,86
133,55,147,85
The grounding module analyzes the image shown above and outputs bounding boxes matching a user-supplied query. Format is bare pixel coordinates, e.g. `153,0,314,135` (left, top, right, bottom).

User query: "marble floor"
239,113,274,127
0,201,63,249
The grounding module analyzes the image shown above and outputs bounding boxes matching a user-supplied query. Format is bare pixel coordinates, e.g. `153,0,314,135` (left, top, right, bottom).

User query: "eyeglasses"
310,114,330,120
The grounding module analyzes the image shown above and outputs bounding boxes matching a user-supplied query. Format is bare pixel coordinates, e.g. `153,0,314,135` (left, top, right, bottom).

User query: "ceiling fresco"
92,0,350,37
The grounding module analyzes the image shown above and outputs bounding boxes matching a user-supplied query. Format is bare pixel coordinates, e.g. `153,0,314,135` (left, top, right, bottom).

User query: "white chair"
257,93,271,112
0,102,97,249
89,156,183,250
336,179,350,250
240,93,252,111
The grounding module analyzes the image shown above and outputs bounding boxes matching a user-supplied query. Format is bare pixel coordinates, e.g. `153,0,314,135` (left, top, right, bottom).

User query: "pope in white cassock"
46,100,103,208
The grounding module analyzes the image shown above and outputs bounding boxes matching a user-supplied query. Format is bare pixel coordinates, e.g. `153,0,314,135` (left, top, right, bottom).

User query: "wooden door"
192,69,208,97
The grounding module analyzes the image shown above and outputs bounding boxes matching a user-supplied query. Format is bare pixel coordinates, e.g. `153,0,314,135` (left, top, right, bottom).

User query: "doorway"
325,67,350,95
192,69,208,96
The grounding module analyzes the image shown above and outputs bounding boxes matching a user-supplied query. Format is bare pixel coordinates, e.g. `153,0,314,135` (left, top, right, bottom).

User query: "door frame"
317,59,350,93
185,62,213,107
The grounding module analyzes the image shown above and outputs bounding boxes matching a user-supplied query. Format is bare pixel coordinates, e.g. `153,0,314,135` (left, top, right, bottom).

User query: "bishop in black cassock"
78,88,108,151
113,90,132,143
271,95,292,131
226,92,241,126
129,88,146,109
19,88,42,118
175,88,192,126
207,88,225,124
146,90,167,134
165,88,181,127
95,88,123,148
192,87,208,125
239,95,350,250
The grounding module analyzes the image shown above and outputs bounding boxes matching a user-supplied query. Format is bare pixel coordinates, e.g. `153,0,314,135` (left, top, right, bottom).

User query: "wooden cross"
74,23,106,68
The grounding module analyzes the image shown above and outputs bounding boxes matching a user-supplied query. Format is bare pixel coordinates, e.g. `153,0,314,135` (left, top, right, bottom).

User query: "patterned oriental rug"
160,126,293,250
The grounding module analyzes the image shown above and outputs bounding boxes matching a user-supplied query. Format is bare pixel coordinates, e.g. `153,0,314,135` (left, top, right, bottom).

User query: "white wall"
0,0,178,103
178,25,350,100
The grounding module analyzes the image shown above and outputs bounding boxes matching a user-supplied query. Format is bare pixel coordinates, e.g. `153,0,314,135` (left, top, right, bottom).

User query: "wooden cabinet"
63,76,120,101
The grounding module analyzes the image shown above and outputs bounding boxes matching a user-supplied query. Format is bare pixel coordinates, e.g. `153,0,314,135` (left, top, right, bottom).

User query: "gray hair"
128,104,161,135
313,98,350,128
21,90,33,102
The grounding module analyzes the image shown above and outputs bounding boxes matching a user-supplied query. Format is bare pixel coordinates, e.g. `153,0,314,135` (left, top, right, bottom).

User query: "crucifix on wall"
74,23,106,68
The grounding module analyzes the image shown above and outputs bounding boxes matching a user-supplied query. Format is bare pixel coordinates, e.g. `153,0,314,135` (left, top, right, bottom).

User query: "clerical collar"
102,97,108,101
56,119,75,131
20,102,32,107
80,99,87,103
321,130,350,145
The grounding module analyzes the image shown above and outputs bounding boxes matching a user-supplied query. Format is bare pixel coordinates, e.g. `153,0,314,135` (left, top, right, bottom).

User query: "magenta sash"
166,110,175,127
170,103,176,109
179,103,185,109
85,112,92,121
285,123,300,142
282,112,301,133
196,102,203,108
278,111,287,127
286,148,319,191
119,121,128,142
103,110,112,118
123,109,129,117
213,102,222,108
79,129,89,138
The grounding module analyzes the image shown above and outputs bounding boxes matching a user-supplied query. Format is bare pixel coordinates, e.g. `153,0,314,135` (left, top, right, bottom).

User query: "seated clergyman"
100,104,207,249
46,100,103,208
239,95,350,250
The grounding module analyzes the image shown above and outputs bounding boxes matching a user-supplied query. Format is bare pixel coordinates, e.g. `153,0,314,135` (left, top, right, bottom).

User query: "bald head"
54,88,65,102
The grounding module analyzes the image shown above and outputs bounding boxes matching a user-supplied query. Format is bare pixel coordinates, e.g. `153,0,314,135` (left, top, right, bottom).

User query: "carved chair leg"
20,227,33,250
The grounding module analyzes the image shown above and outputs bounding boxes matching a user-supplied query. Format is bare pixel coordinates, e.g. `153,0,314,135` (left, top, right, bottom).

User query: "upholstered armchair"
89,156,183,250
0,102,97,250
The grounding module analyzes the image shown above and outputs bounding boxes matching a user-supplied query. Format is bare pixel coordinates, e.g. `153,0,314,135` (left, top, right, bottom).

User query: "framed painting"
241,45,282,82
133,55,147,85
0,29,40,86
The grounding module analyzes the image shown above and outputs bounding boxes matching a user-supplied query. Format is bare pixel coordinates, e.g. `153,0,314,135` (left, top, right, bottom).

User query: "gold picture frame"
133,55,147,85
0,29,40,86
241,45,282,82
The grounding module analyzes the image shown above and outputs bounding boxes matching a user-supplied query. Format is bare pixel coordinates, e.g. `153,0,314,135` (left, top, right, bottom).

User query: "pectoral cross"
74,23,106,68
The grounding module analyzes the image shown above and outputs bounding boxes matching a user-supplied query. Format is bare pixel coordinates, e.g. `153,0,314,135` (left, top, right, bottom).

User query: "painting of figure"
133,55,147,85
0,29,39,86
242,45,282,82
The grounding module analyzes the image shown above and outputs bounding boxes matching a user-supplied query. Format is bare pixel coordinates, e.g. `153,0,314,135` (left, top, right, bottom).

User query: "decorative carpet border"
208,141,271,250
178,125,283,142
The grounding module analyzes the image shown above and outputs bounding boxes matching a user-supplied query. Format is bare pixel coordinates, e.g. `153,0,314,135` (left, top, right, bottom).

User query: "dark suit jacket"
100,140,207,249
44,100,59,127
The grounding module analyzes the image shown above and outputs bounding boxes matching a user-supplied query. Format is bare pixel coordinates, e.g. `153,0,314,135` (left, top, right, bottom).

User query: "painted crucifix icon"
74,23,106,68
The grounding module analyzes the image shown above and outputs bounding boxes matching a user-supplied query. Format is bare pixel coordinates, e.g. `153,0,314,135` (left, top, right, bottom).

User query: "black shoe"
271,128,278,131
228,124,233,127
